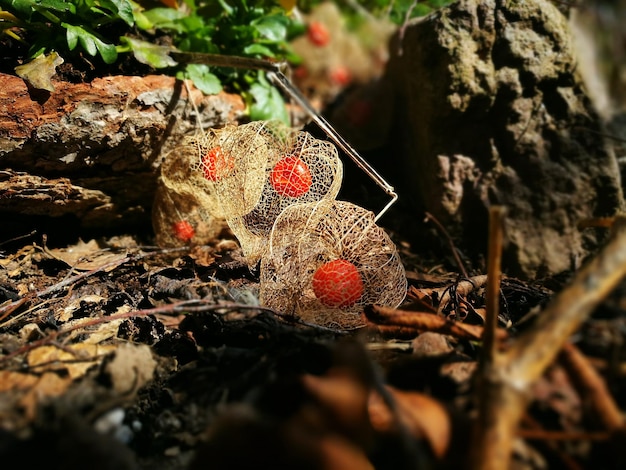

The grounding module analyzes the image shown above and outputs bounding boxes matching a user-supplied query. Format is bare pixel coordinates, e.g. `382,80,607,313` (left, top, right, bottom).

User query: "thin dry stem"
560,342,625,431
0,247,189,327
364,305,507,342
424,212,469,278
483,206,506,362
469,206,508,469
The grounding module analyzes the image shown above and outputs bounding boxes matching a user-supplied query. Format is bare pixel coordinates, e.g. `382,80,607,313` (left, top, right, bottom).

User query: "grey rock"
386,0,624,278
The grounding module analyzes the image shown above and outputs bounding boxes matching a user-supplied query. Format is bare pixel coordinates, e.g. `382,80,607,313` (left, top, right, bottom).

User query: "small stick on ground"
559,342,625,432
482,206,505,362
363,305,507,342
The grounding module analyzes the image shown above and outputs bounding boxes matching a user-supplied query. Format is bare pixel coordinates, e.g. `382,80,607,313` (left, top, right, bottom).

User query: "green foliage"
245,71,289,123
1,0,134,62
0,0,452,121
0,0,299,121
136,0,299,123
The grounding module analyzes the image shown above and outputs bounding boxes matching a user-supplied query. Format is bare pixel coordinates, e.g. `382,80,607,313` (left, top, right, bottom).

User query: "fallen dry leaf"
18,372,71,420
317,434,374,470
45,239,128,271
368,386,451,458
27,343,116,380
57,294,105,322
301,369,370,439
104,343,156,394
14,51,64,92
60,315,127,345
0,371,39,392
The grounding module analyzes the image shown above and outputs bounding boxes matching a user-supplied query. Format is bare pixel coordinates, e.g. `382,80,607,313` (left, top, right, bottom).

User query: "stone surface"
0,73,244,238
386,0,624,278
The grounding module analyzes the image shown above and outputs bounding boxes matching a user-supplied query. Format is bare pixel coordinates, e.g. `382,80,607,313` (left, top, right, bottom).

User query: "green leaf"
100,0,135,26
79,33,97,56
179,14,205,32
62,23,117,63
215,0,234,15
8,0,35,19
132,10,153,30
247,76,288,124
65,23,78,50
243,43,275,58
185,63,222,95
143,7,186,26
121,36,177,68
251,14,288,42
94,37,117,63
36,0,74,14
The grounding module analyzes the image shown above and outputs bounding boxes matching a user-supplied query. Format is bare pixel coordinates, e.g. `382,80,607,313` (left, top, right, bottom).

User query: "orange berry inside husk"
307,21,330,47
270,156,313,198
312,259,364,308
172,220,195,241
202,146,233,181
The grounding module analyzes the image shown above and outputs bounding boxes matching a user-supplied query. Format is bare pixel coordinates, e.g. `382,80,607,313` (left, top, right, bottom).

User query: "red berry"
307,21,330,47
172,220,195,242
312,259,364,308
202,146,233,181
329,65,351,86
293,65,308,80
270,156,312,198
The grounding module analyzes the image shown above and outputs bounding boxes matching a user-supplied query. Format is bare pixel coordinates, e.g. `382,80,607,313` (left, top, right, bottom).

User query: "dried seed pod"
190,122,273,218
152,140,226,247
260,200,406,329
195,121,343,264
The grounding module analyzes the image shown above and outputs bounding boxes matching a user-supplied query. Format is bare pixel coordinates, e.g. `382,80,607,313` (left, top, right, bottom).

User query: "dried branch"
364,305,507,342
469,215,626,470
505,219,626,385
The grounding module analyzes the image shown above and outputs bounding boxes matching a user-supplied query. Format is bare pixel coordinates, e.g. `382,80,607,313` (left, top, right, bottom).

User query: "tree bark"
0,73,244,239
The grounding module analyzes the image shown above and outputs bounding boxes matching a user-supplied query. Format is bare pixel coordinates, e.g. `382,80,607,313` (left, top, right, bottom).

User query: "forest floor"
2,5,626,469
1,193,626,470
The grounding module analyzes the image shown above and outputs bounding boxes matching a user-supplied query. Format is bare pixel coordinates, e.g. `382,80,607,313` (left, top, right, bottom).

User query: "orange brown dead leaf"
301,369,371,444
369,386,451,459
316,434,374,470
301,367,451,461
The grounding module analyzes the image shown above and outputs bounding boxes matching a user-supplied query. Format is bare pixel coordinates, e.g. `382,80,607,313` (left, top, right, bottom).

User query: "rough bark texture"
0,73,244,240
386,0,624,278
